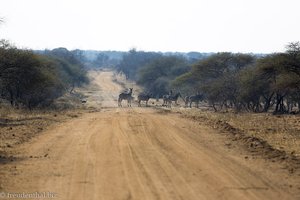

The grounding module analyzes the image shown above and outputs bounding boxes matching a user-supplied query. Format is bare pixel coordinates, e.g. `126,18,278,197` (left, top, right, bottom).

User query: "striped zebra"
118,88,133,107
188,94,204,108
137,93,151,107
162,93,181,107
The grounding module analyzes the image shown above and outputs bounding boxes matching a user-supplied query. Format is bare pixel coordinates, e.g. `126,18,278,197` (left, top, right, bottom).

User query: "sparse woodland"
0,40,88,109
175,43,300,113
117,43,300,114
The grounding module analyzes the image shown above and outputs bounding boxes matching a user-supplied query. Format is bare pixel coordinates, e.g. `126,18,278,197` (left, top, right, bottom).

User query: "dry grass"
179,108,300,157
0,106,83,155
0,89,92,158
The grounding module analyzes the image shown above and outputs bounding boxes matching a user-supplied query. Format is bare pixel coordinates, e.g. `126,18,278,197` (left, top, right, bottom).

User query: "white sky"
0,0,299,53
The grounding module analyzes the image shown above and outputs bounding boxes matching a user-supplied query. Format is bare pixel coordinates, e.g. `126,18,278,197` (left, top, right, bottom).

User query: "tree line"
117,43,300,114
0,40,88,109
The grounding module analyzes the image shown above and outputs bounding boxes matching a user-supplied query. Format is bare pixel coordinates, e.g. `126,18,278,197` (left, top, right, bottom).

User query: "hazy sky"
0,0,299,53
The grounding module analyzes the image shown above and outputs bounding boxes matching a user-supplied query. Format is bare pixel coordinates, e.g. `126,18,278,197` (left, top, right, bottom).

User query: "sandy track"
1,71,298,200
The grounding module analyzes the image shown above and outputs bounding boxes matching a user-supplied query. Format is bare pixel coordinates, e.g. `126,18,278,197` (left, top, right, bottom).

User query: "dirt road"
1,71,299,200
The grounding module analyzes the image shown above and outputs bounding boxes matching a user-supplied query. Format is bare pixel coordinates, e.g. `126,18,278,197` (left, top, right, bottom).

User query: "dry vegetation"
0,107,53,151
0,91,93,162
173,107,300,172
216,113,300,155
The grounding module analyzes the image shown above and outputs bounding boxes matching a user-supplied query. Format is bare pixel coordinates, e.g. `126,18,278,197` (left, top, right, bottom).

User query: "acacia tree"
0,41,88,109
285,42,300,77
254,44,300,113
42,48,88,93
174,53,255,110
117,49,162,80
229,43,300,113
137,56,189,96
174,44,300,113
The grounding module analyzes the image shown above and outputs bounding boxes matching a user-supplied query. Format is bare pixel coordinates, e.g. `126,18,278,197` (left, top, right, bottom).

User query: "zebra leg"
118,98,122,107
185,101,188,108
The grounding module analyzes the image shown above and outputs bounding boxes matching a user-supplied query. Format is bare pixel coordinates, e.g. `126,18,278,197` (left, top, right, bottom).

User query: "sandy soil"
0,71,299,200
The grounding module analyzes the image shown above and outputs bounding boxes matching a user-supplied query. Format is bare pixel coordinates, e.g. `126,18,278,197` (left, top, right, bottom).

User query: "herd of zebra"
118,88,204,108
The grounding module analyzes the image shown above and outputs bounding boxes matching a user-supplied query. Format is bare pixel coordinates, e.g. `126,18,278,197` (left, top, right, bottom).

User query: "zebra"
162,95,171,107
118,88,133,107
137,93,151,107
188,94,204,108
162,92,181,107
